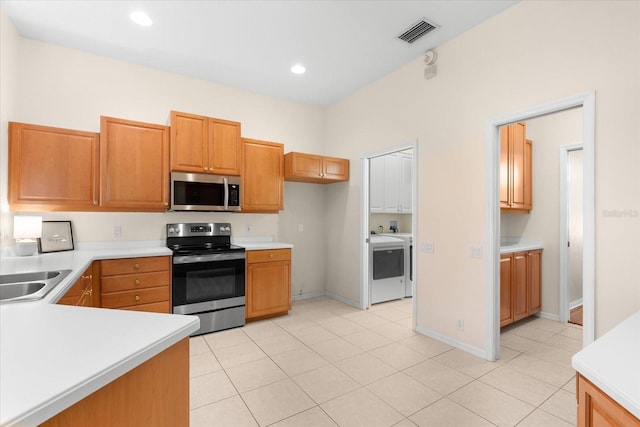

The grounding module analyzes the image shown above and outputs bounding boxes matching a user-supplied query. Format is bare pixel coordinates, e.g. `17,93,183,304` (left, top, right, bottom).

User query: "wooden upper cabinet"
100,116,169,211
170,111,241,175
284,152,349,183
242,138,284,212
500,122,532,213
8,122,100,211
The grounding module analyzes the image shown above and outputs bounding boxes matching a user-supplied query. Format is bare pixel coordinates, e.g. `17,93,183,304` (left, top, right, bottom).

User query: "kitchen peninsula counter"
572,310,640,422
0,243,199,427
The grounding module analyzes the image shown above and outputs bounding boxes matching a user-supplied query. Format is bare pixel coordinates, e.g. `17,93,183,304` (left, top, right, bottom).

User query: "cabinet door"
58,265,95,307
100,116,169,211
383,154,400,212
369,156,385,213
246,260,291,320
513,252,529,322
9,122,100,211
208,118,241,175
528,250,542,314
322,156,349,182
170,111,208,173
285,152,323,181
499,126,510,209
242,138,284,212
510,123,528,209
399,154,412,213
577,374,640,427
500,255,513,327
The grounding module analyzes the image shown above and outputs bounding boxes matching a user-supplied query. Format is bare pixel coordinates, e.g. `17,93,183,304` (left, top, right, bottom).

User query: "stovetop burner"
166,222,244,256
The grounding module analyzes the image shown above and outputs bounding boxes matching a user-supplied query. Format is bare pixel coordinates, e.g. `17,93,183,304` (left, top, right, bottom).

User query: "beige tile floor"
190,297,582,427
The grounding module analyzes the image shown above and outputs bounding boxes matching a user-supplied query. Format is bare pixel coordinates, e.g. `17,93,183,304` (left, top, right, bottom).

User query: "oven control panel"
167,223,232,237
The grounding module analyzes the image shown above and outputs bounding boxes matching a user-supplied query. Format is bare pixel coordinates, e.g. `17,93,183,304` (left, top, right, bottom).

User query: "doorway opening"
360,141,418,330
561,145,584,326
485,92,595,361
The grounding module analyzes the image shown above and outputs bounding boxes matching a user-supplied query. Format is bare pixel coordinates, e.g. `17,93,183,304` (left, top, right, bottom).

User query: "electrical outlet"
246,225,252,233
457,319,464,331
113,226,122,238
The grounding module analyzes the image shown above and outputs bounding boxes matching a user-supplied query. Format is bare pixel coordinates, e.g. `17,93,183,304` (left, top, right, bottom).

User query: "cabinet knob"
133,263,140,269
269,253,274,258
81,275,91,280
135,295,140,301
135,279,141,285
93,200,99,206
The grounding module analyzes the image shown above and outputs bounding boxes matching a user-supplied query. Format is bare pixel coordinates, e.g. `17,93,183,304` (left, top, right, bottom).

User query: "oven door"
172,252,245,315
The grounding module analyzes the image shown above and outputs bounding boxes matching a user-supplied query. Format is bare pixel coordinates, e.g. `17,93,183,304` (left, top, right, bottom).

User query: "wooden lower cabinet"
577,373,640,427
100,256,171,313
246,248,291,321
500,249,542,327
39,338,189,427
57,265,98,307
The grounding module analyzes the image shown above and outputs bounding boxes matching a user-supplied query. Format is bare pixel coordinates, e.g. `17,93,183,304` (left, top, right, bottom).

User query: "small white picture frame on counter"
38,221,74,253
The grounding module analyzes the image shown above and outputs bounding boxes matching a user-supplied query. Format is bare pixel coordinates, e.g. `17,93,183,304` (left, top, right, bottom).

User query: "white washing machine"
369,235,405,304
381,233,413,297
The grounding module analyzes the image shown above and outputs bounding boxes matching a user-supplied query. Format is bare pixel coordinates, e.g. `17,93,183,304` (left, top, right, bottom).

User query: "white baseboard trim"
570,298,583,309
291,291,325,301
324,291,361,309
536,311,561,322
415,325,487,360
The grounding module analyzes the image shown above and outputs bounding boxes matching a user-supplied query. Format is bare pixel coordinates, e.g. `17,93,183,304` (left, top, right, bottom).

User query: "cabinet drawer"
101,286,169,309
101,256,169,276
101,271,169,293
120,301,171,314
247,248,291,264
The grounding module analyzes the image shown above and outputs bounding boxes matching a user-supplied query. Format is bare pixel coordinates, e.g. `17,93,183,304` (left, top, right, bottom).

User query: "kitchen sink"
0,270,72,303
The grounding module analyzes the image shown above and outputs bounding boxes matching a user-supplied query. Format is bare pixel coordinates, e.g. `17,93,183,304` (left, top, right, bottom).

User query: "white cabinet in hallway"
370,152,412,214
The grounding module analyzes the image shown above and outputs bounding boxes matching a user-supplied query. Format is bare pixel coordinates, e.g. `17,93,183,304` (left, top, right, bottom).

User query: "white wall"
324,0,640,351
0,17,328,297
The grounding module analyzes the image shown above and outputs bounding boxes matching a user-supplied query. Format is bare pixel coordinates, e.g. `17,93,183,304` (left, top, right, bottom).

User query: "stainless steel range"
167,222,245,336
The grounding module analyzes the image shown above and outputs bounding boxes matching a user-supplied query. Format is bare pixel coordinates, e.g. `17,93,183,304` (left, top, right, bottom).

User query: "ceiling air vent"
397,19,438,44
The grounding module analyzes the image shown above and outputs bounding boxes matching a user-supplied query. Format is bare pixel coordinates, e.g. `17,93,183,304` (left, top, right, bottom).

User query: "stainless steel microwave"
170,172,241,212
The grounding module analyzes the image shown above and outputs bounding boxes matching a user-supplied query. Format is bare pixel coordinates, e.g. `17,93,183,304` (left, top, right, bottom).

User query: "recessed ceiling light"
130,11,152,27
291,64,306,75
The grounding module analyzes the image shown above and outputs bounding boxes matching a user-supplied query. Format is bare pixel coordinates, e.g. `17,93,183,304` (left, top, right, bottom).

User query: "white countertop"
572,311,640,419
233,236,294,251
499,238,544,254
0,243,199,427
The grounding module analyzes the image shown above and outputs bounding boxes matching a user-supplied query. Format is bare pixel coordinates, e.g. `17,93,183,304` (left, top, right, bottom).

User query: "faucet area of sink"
0,270,72,303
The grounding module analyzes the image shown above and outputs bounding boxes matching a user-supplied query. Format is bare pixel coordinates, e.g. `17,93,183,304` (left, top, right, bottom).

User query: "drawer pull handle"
135,279,141,285
134,263,140,269
135,295,140,301
269,253,274,258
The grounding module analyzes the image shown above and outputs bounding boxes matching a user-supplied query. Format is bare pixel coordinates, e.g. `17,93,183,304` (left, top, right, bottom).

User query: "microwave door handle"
223,177,229,210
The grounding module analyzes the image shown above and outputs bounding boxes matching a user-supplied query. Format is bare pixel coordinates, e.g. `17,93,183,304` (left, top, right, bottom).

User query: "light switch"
420,241,434,253
469,245,483,259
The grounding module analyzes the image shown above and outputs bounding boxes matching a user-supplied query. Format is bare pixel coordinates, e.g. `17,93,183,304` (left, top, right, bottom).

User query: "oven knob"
168,227,175,235
224,226,231,232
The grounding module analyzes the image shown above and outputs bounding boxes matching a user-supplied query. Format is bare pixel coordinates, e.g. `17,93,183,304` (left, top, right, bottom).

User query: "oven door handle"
173,252,246,264
223,177,229,210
